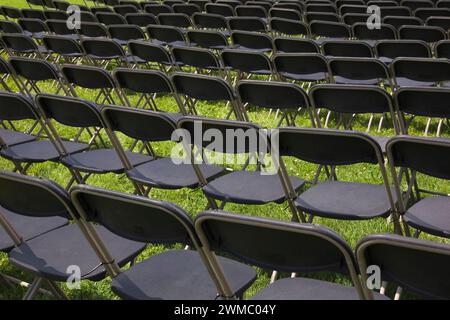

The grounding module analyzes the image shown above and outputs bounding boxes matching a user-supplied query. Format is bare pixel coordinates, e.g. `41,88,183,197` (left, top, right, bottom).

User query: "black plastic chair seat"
150,39,186,47
24,31,47,40
295,181,393,220
61,149,151,174
0,129,36,146
251,277,390,300
123,54,147,64
127,157,226,189
395,77,436,87
404,196,450,238
8,224,146,282
203,170,305,205
0,140,88,162
279,71,328,82
111,249,257,300
0,207,68,252
233,45,271,53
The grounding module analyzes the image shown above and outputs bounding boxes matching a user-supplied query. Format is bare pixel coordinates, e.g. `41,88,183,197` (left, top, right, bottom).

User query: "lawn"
0,0,449,300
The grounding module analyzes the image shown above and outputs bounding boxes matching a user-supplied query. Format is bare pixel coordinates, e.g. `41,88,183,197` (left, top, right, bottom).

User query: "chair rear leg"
45,279,69,300
22,277,44,300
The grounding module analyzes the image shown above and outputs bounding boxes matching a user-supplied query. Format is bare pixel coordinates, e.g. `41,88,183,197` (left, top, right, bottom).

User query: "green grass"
1,0,450,300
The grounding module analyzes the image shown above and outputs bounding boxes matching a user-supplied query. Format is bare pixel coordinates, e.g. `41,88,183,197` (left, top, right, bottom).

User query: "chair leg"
45,279,69,300
270,271,278,284
22,277,43,300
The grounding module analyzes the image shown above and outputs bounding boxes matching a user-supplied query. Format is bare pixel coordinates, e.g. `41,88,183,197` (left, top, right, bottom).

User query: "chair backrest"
392,57,450,84
35,93,104,129
171,72,235,103
309,21,352,39
237,80,309,111
426,16,450,30
125,13,158,27
187,30,229,50
236,5,268,18
46,19,78,36
375,40,431,60
128,40,173,65
70,184,198,246
328,57,390,83
195,211,361,288
231,30,273,51
61,64,116,89
274,37,319,53
269,8,302,20
387,136,450,180
113,68,174,95
43,35,83,56
9,57,59,83
342,13,371,25
305,12,340,23
78,22,109,38
322,40,373,57
401,0,433,11
173,3,202,16
228,17,267,32
399,25,447,43
436,40,450,59
353,22,398,40
177,116,264,154
21,9,46,20
144,3,173,15
357,234,450,299
113,4,139,16
158,13,192,28
415,8,450,21
172,46,222,70
0,91,39,124
269,17,309,36
192,12,229,30
309,84,396,119
146,25,186,45
273,53,329,77
383,16,423,29
101,105,177,142
394,87,450,123
221,49,272,75
205,3,235,17
18,18,48,34
95,12,127,25
0,171,73,220
108,24,147,42
1,33,38,53
273,127,384,166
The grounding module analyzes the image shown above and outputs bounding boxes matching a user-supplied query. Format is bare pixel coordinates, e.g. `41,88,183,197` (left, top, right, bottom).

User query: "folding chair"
228,17,268,32
128,40,177,71
195,211,374,300
438,0,450,8
0,33,47,58
17,18,49,40
394,87,450,136
426,16,450,31
107,24,147,46
158,13,193,29
237,80,312,126
269,18,310,37
95,12,127,25
2,6,23,20
177,116,305,209
61,64,126,105
45,19,80,40
172,46,224,75
414,8,450,21
230,30,274,52
309,21,352,43
357,234,450,299
44,10,69,21
69,184,256,299
35,93,151,187
368,0,398,7
272,127,400,232
205,3,236,17
322,40,373,57
42,35,85,64
309,84,400,144
269,8,302,21
146,25,187,47
273,53,331,87
436,39,450,59
0,92,88,175
190,0,209,11
81,38,133,67
0,20,25,35
386,136,450,238
379,6,411,18
187,30,230,50
0,171,146,300
399,25,447,43
352,22,398,46
91,6,114,15
124,12,159,26
272,2,304,13
391,57,450,87
8,56,71,97
164,0,185,7
192,12,230,35
328,57,392,87
382,16,423,29
78,22,109,39
113,68,186,114
144,3,173,15
236,5,268,21
173,3,201,16
101,106,226,194
274,37,320,53
375,39,431,64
